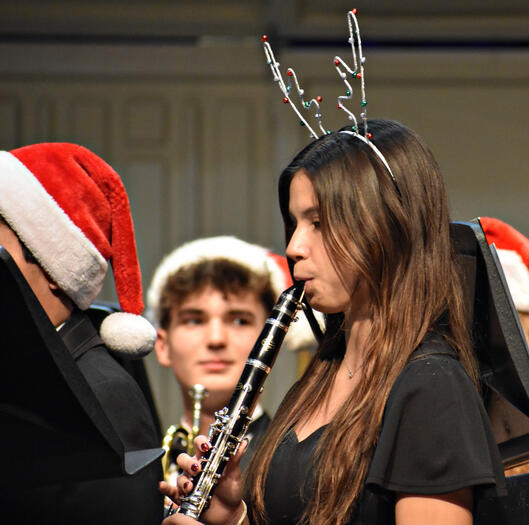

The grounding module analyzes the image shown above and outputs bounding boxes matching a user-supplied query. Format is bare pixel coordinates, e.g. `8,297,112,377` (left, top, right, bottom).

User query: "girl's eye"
312,220,321,229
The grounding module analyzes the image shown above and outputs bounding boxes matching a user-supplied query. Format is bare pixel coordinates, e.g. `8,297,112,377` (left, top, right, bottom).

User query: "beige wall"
0,21,528,430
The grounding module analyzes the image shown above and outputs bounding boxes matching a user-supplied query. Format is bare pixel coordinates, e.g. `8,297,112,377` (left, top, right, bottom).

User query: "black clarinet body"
176,284,305,519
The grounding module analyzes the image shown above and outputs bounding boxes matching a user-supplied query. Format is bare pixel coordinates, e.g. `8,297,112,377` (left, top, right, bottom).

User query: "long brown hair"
245,120,479,524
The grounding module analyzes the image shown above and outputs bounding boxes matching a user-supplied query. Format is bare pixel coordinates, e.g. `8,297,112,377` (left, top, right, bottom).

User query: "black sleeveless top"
263,335,506,524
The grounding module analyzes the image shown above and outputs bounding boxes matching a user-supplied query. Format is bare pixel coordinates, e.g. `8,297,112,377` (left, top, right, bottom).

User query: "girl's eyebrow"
289,206,319,222
301,206,319,218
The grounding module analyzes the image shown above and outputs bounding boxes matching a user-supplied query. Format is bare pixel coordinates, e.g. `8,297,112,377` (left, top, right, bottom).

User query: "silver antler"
262,35,327,139
334,9,368,137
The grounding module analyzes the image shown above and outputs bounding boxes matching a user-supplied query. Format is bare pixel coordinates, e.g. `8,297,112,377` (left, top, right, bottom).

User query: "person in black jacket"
0,143,162,524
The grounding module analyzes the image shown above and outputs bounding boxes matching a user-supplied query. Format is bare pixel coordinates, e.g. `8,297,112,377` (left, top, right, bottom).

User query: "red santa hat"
480,217,529,313
0,143,156,356
147,235,323,352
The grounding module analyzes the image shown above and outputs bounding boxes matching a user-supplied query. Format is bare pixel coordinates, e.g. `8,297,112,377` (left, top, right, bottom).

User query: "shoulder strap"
59,309,104,360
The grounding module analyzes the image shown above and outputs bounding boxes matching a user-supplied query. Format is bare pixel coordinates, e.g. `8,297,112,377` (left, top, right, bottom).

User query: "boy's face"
0,221,41,287
155,285,267,407
0,221,66,325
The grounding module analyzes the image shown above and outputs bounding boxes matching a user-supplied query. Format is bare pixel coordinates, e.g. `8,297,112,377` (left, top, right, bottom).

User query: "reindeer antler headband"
262,8,397,187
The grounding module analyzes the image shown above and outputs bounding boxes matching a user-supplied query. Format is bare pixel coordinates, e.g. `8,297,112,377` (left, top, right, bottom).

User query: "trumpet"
174,284,305,519
161,384,209,483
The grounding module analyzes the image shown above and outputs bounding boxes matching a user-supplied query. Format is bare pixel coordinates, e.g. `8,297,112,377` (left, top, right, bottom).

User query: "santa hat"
147,235,323,352
480,217,529,313
0,143,156,357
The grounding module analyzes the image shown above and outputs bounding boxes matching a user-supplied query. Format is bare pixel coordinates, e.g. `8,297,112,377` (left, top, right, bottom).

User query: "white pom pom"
100,312,157,358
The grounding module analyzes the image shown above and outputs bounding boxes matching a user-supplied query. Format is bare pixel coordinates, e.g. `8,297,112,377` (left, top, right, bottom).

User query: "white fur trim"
100,312,156,357
251,403,264,420
0,151,107,309
496,248,529,313
147,236,288,325
283,307,325,353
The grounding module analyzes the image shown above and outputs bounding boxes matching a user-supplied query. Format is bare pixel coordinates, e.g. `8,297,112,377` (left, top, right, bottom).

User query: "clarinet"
174,284,305,519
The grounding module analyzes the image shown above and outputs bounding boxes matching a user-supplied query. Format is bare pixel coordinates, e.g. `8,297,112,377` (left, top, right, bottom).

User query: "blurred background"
1,0,528,430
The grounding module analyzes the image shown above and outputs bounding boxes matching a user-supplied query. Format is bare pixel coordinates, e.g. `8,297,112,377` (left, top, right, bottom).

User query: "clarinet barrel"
176,284,305,519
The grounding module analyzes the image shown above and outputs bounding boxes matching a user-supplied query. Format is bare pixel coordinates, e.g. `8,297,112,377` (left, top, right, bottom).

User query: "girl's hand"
159,434,249,525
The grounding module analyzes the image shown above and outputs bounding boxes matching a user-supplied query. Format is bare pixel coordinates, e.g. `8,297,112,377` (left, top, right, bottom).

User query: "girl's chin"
306,291,350,314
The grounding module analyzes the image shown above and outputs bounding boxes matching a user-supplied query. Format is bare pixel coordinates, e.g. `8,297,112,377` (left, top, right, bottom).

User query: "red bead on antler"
367,132,373,139
287,70,293,76
352,8,358,15
283,97,289,104
261,35,268,42
316,96,323,102
334,58,340,66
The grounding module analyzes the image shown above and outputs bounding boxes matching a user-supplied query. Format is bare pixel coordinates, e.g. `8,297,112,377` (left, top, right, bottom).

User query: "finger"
177,473,194,494
162,513,202,525
232,437,249,465
176,452,202,476
193,435,211,455
239,437,249,455
222,437,249,478
159,480,181,502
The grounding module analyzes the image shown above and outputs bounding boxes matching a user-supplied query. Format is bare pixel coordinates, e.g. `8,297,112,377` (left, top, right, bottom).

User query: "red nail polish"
191,463,199,472
200,442,210,452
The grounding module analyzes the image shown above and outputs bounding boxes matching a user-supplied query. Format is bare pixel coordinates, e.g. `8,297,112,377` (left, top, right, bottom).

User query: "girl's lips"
294,275,312,282
296,277,313,285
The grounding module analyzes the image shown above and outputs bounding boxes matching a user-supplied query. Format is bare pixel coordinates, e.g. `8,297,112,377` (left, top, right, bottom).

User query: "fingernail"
200,442,210,452
191,463,200,472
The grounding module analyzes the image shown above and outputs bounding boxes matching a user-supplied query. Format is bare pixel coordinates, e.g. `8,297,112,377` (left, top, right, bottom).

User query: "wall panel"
69,99,109,155
0,43,527,431
0,97,20,149
202,99,251,238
